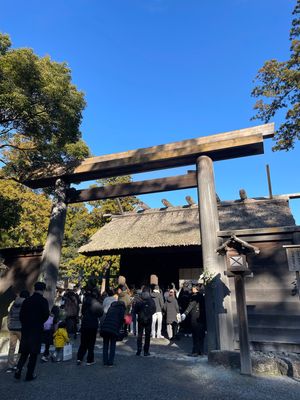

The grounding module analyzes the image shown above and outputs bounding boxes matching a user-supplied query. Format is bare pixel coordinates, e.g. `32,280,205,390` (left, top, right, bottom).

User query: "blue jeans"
102,334,117,365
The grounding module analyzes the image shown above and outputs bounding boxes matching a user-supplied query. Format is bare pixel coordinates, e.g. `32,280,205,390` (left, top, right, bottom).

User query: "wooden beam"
218,226,300,237
66,172,197,203
23,123,274,189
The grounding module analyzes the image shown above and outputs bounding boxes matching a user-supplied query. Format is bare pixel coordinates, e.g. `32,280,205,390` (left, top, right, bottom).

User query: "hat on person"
191,282,201,290
34,281,46,291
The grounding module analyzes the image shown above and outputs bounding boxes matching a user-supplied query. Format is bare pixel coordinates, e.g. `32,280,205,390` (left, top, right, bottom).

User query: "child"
41,313,54,362
52,321,69,362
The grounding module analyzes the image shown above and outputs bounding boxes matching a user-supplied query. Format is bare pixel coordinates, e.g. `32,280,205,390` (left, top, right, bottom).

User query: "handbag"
63,343,73,361
124,314,132,325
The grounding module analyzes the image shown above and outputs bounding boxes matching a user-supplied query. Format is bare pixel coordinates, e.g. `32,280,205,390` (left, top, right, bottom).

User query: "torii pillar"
39,179,68,308
197,155,234,351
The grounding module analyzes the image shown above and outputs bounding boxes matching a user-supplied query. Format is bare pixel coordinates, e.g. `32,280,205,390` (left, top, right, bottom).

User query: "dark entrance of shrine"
119,246,203,289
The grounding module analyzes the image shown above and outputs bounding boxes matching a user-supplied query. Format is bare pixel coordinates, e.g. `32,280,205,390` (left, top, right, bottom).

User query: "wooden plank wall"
0,249,42,330
229,241,300,352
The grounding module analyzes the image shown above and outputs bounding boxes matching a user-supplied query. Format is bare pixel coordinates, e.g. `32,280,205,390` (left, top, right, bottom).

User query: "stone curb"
208,350,300,378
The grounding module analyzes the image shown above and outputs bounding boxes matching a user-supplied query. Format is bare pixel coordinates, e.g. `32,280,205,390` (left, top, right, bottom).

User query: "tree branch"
0,143,37,151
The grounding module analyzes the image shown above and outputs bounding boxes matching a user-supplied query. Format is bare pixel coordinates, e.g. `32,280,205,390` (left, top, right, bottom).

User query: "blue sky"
1,0,299,223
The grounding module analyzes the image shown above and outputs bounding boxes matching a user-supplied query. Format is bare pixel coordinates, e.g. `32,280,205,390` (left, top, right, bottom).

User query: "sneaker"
144,352,151,356
136,351,141,356
187,353,199,357
157,335,165,339
41,356,49,363
6,367,15,373
86,361,96,366
76,360,81,366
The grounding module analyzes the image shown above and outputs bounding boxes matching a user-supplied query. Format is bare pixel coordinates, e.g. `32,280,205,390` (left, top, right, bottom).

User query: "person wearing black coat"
181,284,206,357
77,289,103,365
100,296,125,366
163,289,180,340
14,282,49,381
135,287,156,356
177,284,192,336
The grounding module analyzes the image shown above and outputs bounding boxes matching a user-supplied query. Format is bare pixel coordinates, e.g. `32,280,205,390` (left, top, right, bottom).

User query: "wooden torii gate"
23,122,274,352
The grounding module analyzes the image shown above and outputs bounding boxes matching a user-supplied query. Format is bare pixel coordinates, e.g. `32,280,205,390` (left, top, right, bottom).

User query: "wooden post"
296,271,300,300
39,179,68,309
293,233,300,299
196,155,234,352
234,274,252,375
266,164,273,199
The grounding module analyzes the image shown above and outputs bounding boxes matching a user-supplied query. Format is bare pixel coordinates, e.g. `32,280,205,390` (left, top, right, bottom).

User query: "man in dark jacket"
135,286,156,356
181,283,206,357
77,289,103,365
100,291,125,367
15,282,49,381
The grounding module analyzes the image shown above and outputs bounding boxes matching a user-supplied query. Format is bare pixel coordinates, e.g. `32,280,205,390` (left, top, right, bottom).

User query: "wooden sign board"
283,245,300,272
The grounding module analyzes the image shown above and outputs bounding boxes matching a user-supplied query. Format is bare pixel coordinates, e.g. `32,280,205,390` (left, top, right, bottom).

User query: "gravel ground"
0,336,300,400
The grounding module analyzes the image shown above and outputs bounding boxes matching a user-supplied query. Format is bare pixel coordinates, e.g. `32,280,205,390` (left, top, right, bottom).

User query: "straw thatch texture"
79,199,295,255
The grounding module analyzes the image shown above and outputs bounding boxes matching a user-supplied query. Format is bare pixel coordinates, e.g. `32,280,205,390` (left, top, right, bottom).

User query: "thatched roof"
79,199,296,255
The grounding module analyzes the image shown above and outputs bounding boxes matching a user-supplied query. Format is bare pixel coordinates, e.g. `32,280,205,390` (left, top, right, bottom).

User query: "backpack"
139,301,153,324
7,301,22,331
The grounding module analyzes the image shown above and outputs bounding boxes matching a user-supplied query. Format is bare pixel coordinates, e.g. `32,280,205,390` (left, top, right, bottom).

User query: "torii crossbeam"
23,123,274,189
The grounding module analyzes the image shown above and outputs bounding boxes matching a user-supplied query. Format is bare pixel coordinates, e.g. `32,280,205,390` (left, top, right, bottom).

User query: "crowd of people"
5,278,207,381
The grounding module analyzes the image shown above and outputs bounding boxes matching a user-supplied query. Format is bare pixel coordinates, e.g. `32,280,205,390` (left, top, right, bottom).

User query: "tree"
0,194,22,233
59,176,139,284
0,33,89,181
0,179,51,247
252,1,300,151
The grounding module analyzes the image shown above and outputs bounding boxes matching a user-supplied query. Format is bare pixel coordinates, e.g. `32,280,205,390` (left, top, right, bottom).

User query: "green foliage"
252,1,300,151
0,179,51,247
199,269,217,286
0,174,138,284
59,176,139,284
0,33,11,55
0,33,89,181
0,194,22,231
